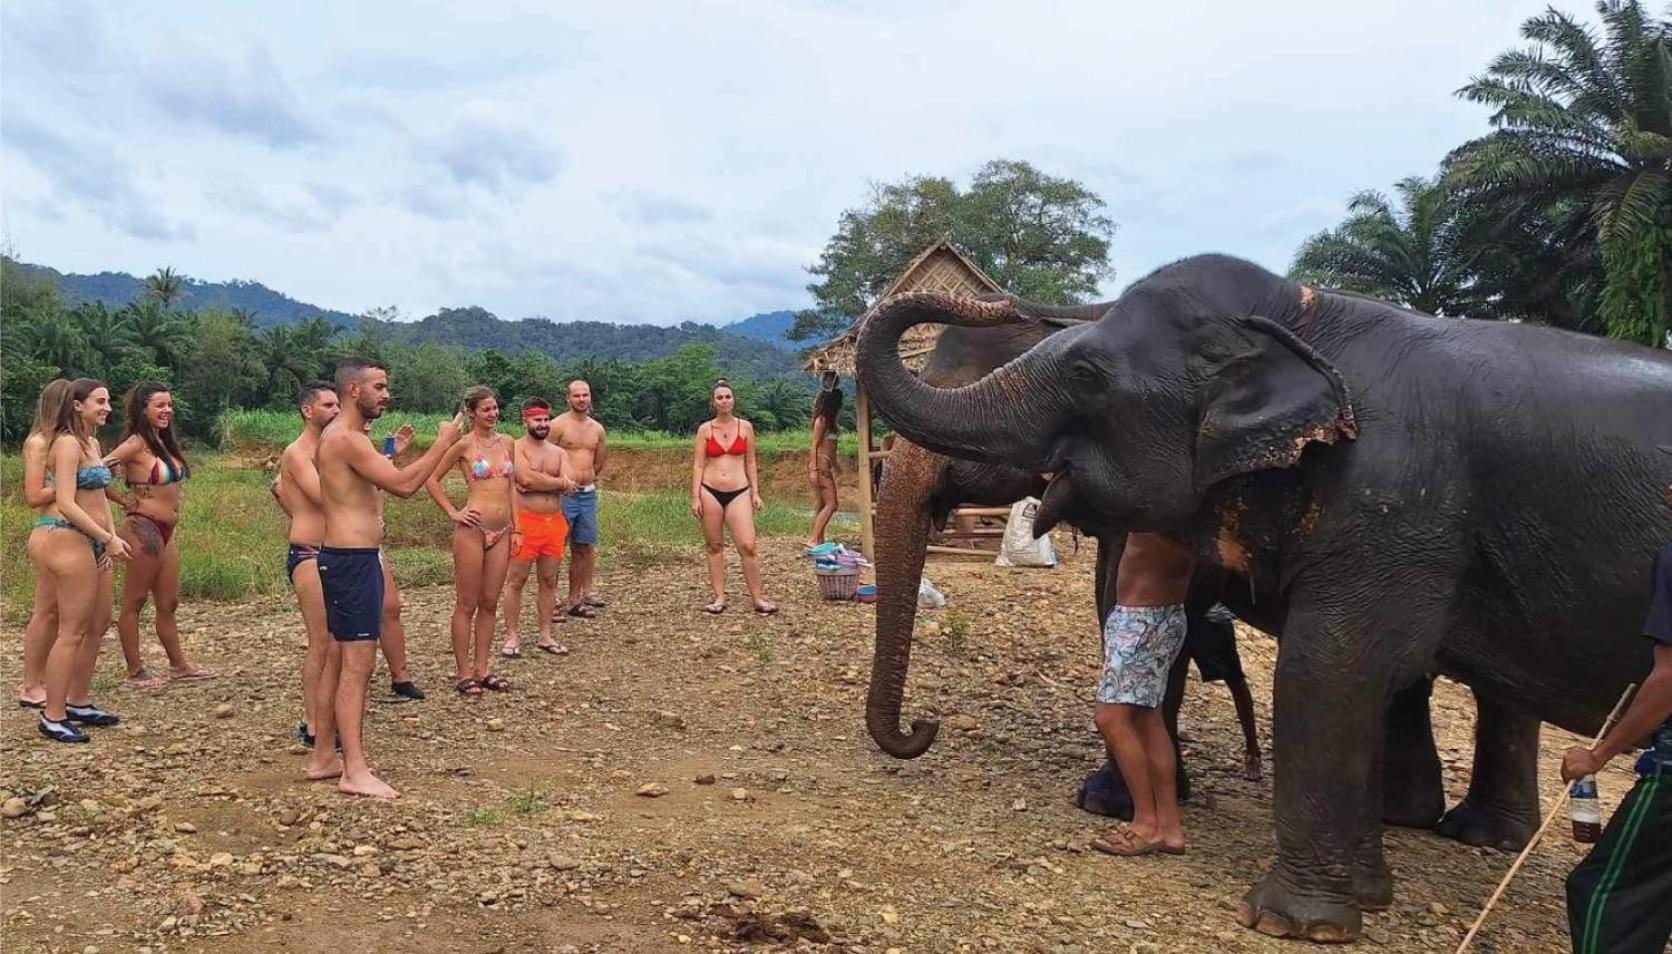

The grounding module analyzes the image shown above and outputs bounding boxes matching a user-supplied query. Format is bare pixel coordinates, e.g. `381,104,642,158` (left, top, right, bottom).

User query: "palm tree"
142,267,188,306
69,302,138,377
1445,0,1672,345
122,299,197,368
1291,175,1488,316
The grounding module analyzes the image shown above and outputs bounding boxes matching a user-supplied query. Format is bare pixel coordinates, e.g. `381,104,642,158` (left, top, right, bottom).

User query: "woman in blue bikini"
690,379,776,615
31,378,132,743
425,386,518,695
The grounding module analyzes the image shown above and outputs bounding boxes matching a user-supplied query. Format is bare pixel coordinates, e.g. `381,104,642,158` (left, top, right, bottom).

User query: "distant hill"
13,260,808,379
13,261,358,330
721,310,798,350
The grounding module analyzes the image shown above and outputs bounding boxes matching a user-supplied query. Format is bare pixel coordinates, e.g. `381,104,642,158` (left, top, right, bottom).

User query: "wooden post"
856,387,875,561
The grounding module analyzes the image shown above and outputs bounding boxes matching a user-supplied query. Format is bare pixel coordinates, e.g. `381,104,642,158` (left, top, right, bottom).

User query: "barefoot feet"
339,769,399,799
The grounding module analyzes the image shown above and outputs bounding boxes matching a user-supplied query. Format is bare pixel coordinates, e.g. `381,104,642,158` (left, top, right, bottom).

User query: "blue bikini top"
75,464,112,490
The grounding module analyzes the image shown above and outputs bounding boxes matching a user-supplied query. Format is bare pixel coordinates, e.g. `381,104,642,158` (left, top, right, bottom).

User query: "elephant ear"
1194,315,1358,492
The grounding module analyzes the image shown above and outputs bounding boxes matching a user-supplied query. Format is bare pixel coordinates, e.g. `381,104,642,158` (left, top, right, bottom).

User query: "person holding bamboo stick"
1560,478,1672,954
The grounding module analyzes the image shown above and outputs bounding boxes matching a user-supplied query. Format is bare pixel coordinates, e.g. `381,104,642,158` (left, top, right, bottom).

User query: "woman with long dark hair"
690,379,776,615
34,378,131,742
807,379,842,548
17,379,72,709
105,381,214,688
425,386,518,695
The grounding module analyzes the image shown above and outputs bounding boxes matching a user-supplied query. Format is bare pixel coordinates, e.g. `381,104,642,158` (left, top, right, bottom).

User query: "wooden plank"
926,544,993,560
948,506,1012,518
856,389,875,561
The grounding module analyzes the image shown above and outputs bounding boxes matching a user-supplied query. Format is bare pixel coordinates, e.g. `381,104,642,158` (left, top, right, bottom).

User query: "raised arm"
690,423,708,518
744,421,764,511
349,414,463,498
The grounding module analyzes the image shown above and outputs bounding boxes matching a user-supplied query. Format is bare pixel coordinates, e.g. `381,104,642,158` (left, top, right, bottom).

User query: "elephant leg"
1380,678,1446,829
1238,589,1428,943
1435,692,1540,851
1077,534,1191,818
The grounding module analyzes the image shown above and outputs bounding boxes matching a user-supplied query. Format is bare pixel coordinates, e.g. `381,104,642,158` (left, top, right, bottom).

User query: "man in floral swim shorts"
1091,532,1193,859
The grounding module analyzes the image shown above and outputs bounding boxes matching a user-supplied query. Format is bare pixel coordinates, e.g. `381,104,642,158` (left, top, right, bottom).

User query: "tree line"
0,259,838,443
1291,0,1671,346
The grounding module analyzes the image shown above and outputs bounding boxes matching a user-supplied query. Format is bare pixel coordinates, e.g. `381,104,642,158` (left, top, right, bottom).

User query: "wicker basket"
814,566,861,600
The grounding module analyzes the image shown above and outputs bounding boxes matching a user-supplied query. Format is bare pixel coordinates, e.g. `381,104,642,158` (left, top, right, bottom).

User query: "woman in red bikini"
105,381,214,689
690,379,776,615
425,386,518,695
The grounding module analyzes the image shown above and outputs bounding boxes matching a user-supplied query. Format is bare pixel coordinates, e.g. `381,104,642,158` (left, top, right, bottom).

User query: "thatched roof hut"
802,238,1009,560
802,237,1005,376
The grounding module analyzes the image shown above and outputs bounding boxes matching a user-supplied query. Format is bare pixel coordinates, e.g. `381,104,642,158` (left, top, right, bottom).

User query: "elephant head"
855,256,1358,535
864,302,1110,759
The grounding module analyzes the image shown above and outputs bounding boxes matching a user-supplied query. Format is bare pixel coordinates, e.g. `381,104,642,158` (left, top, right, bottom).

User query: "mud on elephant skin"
856,254,1672,941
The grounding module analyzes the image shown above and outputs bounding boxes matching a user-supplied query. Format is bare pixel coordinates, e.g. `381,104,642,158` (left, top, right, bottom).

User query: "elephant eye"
1070,360,1099,388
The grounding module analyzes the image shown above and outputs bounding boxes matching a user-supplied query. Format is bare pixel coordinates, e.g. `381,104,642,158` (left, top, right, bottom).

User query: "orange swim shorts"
513,509,568,562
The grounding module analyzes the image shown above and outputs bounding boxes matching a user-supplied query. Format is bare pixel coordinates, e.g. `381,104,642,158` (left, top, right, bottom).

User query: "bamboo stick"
1453,683,1638,954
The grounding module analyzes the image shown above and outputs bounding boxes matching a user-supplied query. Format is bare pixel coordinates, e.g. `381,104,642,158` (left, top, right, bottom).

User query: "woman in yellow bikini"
105,382,214,689
426,386,518,695
33,378,132,743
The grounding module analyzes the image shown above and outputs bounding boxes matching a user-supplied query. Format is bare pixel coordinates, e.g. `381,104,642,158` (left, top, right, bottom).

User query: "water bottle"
1570,775,1601,843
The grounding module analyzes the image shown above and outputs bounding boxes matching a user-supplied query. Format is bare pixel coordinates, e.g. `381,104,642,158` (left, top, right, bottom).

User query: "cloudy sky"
2,0,1556,326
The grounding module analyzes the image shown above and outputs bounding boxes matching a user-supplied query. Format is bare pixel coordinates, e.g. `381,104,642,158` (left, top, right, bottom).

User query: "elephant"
863,290,1548,853
854,253,1672,942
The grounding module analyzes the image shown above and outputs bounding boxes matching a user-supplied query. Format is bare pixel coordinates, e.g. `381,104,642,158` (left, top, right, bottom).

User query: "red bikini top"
705,427,746,457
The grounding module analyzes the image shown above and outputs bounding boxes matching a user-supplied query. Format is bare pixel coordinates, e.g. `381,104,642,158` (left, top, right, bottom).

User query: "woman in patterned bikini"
33,378,132,743
105,381,215,689
425,386,518,695
690,379,776,615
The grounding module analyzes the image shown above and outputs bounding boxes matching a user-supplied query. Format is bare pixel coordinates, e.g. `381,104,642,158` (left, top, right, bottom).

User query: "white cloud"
0,0,1562,324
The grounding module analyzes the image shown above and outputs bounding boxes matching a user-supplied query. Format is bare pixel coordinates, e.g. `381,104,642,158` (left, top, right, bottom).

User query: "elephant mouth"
1033,471,1075,538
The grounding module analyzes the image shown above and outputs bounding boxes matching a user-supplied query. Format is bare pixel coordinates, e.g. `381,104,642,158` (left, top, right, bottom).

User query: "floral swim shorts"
1097,604,1188,708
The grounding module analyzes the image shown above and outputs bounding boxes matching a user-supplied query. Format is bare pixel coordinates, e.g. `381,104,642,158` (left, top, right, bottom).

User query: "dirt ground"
0,539,1637,953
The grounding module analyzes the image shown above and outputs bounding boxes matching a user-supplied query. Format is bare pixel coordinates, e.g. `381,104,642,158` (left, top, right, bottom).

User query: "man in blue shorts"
313,358,461,798
1562,476,1672,953
550,380,608,620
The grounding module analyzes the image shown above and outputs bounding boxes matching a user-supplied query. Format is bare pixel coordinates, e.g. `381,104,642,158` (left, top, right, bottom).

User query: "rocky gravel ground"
0,539,1637,953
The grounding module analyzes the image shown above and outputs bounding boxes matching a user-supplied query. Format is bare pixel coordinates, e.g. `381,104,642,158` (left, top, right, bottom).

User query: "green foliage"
1443,0,1672,344
1290,175,1490,316
792,159,1115,341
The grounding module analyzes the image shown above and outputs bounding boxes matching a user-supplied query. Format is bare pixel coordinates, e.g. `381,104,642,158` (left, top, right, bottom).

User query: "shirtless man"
271,382,339,750
549,380,608,620
312,357,461,798
502,397,576,657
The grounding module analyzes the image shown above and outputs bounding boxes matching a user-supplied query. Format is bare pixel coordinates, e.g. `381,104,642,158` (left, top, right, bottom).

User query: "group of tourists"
15,365,839,798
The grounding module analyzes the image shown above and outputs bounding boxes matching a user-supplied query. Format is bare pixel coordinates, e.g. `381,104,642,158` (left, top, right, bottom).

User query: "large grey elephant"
855,254,1672,942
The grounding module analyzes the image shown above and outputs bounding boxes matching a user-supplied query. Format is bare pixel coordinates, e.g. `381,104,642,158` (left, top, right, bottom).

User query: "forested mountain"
10,261,806,375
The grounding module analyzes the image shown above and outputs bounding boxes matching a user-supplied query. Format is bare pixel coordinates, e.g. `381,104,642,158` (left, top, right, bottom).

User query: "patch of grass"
465,808,500,827
508,789,548,815
943,611,972,657
746,630,775,664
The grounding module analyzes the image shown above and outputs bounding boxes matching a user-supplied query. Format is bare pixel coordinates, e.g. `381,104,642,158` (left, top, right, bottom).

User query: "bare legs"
1227,675,1264,781
504,555,563,653
1095,702,1185,851
807,472,838,546
377,555,411,686
303,639,342,781
450,528,510,685
567,543,596,613
699,489,774,613
335,640,395,798
116,522,205,684
293,559,330,737
34,533,97,724
18,546,57,706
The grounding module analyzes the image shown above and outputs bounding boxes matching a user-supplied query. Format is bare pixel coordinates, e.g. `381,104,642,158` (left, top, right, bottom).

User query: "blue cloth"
562,489,599,546
75,464,112,489
319,546,383,642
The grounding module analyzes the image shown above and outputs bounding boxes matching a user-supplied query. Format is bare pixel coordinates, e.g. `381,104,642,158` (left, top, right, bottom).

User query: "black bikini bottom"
702,483,749,510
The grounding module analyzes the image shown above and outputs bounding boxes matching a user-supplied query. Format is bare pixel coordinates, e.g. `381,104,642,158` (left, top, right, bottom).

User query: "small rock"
694,774,716,785
352,845,378,857
174,821,197,834
727,880,763,899
731,788,752,802
158,917,178,932
486,718,505,733
548,855,581,871
175,894,206,916
1011,798,1028,812
879,905,899,925
1426,901,1449,916
1362,927,1391,945
358,862,381,877
213,703,234,719
36,810,55,823
636,782,670,798
2,798,28,819
277,809,300,826
207,852,234,868
387,835,424,851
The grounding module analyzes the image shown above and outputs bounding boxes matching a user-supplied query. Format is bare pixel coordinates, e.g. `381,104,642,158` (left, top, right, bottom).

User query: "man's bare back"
279,434,327,546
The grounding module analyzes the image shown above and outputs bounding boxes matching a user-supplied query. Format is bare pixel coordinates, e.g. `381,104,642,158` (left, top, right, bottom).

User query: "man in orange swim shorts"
502,398,576,657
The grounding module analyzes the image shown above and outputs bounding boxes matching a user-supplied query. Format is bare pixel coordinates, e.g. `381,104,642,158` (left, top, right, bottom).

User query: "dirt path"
0,540,1633,952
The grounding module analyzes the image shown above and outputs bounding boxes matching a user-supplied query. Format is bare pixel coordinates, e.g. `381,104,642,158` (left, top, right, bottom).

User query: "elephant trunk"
865,439,944,759
855,292,1076,470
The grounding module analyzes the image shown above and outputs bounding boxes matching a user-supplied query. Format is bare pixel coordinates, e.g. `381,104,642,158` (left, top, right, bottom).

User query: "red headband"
522,408,549,421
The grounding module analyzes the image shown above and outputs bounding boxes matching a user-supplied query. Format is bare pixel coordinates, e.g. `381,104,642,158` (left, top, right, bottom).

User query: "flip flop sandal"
455,678,483,697
169,668,219,684
566,605,598,619
753,603,779,616
582,594,608,608
479,674,512,692
123,672,168,691
1091,827,1162,857
501,643,524,658
536,642,570,656
704,602,727,615
16,699,45,710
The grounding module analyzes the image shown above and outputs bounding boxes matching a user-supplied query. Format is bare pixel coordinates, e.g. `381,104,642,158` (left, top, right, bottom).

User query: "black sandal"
479,674,511,692
455,678,483,696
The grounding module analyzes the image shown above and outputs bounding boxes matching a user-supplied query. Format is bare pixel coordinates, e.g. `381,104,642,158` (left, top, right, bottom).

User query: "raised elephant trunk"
855,292,1078,470
865,439,944,758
